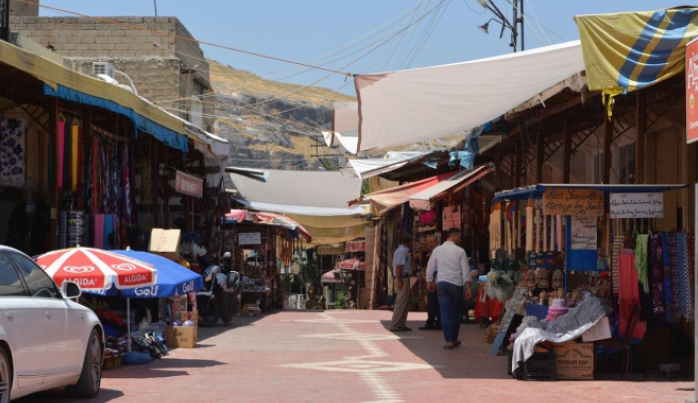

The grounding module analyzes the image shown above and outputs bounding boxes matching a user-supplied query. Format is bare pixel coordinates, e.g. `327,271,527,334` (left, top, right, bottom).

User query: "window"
0,253,26,296
10,253,59,298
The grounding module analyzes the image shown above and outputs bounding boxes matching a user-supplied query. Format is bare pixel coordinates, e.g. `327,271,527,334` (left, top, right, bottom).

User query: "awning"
493,183,689,202
0,39,209,153
575,8,698,95
363,171,458,215
229,168,364,216
224,209,311,242
285,214,366,246
347,151,427,180
352,41,584,153
409,163,495,211
322,101,359,153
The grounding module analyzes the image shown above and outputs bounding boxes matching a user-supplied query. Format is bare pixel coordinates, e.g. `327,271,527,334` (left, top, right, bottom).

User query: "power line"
14,0,353,77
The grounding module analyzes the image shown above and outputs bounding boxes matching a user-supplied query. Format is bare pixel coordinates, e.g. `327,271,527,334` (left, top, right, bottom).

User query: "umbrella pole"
127,298,131,352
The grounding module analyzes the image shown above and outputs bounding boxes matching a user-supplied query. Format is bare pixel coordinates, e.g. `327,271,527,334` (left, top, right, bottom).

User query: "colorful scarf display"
618,249,647,339
0,116,26,187
650,234,666,316
635,234,649,293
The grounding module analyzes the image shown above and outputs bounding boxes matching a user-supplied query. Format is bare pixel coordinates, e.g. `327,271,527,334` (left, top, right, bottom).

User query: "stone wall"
9,0,38,17
9,15,214,129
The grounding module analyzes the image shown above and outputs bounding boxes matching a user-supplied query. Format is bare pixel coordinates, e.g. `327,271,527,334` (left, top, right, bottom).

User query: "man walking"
389,234,413,332
419,235,441,330
426,228,471,349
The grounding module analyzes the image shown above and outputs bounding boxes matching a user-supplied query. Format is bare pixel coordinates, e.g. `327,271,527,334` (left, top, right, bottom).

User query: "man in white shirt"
389,234,413,332
426,228,471,349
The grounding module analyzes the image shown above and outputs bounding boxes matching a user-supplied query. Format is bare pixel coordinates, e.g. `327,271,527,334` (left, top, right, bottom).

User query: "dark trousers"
425,289,440,327
437,281,464,342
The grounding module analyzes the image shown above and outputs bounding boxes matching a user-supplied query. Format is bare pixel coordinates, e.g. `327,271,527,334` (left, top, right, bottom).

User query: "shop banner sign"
571,215,597,250
686,37,698,144
239,232,261,245
610,192,663,218
175,170,203,198
543,189,603,216
317,245,345,255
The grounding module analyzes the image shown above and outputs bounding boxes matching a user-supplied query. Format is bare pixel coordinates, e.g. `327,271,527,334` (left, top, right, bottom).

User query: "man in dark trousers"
419,235,441,330
389,234,413,332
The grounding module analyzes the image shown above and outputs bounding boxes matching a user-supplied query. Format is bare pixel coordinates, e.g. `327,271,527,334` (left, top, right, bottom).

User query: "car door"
0,253,46,389
9,253,82,380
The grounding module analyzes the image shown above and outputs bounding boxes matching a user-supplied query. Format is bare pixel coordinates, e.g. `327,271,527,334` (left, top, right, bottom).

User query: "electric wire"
404,0,451,68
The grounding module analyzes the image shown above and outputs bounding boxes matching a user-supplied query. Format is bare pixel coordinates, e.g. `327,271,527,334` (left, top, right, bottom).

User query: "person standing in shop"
389,234,414,332
419,235,441,330
426,228,471,349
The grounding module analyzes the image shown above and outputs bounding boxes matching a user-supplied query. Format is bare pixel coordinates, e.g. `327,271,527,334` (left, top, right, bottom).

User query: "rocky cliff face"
209,60,354,170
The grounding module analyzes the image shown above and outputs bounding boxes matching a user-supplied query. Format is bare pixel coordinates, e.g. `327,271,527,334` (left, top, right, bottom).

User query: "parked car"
0,245,103,401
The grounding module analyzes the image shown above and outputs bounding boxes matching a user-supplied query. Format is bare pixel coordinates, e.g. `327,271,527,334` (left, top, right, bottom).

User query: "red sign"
175,171,203,198
686,38,698,144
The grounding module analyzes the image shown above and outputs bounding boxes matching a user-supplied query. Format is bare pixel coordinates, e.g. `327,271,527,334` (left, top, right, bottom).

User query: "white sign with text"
571,215,597,250
610,193,664,219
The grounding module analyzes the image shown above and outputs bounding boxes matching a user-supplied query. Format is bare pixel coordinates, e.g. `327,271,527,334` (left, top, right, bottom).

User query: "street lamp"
476,0,524,52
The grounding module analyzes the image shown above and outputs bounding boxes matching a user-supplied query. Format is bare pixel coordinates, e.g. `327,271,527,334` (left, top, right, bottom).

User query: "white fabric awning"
352,41,584,152
322,101,360,153
347,151,427,180
229,169,364,216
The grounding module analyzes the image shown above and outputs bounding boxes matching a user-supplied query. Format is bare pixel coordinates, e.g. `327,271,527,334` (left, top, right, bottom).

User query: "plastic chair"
594,306,641,379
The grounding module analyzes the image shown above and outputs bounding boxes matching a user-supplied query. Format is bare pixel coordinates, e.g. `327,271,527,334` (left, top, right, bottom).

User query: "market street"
15,310,694,403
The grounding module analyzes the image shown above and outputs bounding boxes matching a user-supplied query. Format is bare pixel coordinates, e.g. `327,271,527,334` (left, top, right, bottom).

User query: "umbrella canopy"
87,250,204,298
336,258,365,270
321,269,343,284
37,247,157,291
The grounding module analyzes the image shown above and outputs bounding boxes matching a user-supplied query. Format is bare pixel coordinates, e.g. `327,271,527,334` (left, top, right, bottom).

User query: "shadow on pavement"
16,387,124,402
103,357,226,379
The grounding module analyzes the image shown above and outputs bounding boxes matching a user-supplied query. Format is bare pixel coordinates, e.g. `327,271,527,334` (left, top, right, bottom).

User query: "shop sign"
238,232,261,245
686,37,698,144
175,170,203,198
610,192,663,218
542,189,603,216
317,245,345,255
570,215,597,250
442,205,461,230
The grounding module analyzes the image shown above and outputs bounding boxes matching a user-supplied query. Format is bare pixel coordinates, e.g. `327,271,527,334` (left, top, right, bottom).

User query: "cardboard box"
581,316,611,342
166,325,197,348
552,342,595,380
242,304,262,317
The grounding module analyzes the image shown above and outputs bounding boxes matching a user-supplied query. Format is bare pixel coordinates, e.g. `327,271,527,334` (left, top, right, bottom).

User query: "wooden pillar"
636,91,646,184
163,144,170,229
602,114,614,184
494,153,501,191
48,98,59,249
536,132,545,183
563,120,571,183
514,145,522,249
151,138,159,227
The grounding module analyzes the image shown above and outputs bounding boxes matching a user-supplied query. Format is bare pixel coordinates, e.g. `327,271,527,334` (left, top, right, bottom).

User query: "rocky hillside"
209,60,356,170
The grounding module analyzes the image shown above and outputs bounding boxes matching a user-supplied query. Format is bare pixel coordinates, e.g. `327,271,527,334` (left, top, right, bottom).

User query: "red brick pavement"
17,310,694,403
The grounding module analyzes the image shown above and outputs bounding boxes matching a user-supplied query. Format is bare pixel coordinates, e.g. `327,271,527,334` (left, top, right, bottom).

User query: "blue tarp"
43,84,189,152
84,250,203,298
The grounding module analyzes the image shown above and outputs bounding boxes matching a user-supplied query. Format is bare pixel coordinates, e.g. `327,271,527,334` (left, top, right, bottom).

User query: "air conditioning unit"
92,62,116,79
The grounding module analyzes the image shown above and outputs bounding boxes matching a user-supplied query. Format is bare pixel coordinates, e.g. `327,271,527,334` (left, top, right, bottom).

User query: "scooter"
196,265,241,327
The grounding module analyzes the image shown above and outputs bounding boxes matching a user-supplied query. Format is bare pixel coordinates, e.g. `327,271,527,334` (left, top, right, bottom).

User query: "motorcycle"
196,265,241,327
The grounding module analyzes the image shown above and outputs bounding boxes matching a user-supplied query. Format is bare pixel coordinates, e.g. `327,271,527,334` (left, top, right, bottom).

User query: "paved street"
17,310,694,403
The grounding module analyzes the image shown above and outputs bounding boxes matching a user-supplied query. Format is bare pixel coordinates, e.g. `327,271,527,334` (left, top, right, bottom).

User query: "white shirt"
392,244,412,277
426,241,470,286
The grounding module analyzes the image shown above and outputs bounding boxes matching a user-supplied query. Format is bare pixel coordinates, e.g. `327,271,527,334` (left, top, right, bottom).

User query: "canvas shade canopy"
36,247,157,290
83,250,204,298
350,41,584,153
228,168,364,217
409,163,495,211
321,269,343,284
362,171,459,215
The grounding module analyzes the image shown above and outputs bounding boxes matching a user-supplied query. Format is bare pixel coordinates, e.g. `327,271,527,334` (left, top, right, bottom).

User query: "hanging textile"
688,235,696,322
93,214,104,249
63,122,72,191
612,235,625,296
77,125,83,192
667,233,681,319
91,138,99,213
650,234,666,316
104,214,114,250
661,233,673,320
0,116,26,187
618,249,647,340
122,145,131,220
70,123,80,192
635,234,649,294
57,120,65,190
678,233,688,318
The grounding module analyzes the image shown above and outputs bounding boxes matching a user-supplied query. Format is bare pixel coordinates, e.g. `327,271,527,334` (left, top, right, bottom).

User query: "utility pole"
476,0,524,52
153,0,158,16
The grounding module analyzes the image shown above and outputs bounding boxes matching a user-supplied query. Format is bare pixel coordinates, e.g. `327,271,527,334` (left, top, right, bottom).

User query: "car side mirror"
62,281,82,299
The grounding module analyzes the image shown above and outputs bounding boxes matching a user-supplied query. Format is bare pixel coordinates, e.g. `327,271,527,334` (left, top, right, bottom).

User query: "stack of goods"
60,210,87,248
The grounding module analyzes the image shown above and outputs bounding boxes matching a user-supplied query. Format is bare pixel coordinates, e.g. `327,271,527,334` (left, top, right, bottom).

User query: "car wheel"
0,348,12,403
65,329,102,398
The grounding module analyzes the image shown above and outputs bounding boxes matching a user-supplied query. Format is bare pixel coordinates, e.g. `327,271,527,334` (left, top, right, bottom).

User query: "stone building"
9,0,214,131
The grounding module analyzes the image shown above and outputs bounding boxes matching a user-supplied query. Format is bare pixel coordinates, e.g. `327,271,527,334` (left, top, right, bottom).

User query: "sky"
41,0,684,97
